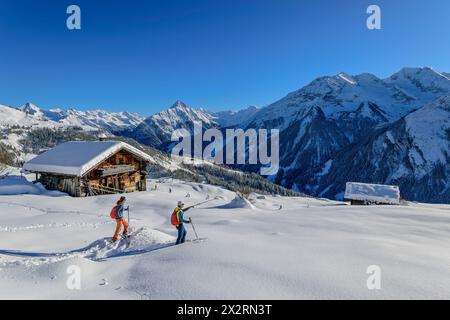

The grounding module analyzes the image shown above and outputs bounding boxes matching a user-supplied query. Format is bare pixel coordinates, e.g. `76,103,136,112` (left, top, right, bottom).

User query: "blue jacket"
176,207,190,225
115,205,124,220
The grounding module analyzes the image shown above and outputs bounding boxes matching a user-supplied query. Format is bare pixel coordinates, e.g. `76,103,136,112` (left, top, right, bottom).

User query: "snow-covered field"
1,177,450,299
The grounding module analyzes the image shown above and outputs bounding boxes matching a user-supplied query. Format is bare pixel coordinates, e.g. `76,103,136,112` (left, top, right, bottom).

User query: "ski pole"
190,218,199,240
186,197,219,210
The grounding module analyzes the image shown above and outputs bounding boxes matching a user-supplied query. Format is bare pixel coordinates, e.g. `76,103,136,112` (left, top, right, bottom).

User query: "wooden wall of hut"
83,149,148,195
39,174,81,197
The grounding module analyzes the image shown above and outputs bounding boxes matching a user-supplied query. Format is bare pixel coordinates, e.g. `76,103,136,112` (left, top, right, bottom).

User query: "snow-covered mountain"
0,102,144,131
288,96,450,203
244,67,450,133
44,108,144,131
0,103,43,128
124,100,219,147
124,101,261,148
386,67,450,99
19,103,46,119
240,67,450,203
119,67,450,203
214,106,260,127
0,102,146,161
2,67,449,203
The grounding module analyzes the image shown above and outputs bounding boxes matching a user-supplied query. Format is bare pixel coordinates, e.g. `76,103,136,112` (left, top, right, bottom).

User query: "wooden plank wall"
85,150,146,193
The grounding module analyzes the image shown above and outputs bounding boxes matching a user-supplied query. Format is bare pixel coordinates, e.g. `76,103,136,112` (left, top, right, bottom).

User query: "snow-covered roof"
344,182,400,205
23,141,153,177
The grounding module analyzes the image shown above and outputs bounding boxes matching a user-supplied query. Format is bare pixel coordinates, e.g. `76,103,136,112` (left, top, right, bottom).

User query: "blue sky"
1,0,449,115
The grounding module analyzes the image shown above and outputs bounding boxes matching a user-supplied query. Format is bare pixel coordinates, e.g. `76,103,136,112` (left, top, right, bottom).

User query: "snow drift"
216,195,256,209
0,176,64,196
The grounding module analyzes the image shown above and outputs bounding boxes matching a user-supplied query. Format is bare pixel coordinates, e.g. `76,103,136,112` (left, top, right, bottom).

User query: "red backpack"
110,205,120,219
170,208,180,226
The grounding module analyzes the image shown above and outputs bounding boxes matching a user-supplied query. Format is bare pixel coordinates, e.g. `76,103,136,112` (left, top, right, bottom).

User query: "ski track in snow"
0,220,116,233
0,227,176,268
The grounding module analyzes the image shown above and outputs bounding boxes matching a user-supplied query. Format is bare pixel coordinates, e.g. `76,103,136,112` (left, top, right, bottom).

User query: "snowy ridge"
0,103,145,131
337,72,357,85
125,100,219,147
244,67,450,131
50,109,145,131
0,104,46,127
151,100,217,131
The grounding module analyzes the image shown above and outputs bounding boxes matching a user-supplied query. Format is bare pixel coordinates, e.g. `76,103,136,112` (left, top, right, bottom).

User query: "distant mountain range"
0,102,145,131
1,67,449,203
119,100,260,148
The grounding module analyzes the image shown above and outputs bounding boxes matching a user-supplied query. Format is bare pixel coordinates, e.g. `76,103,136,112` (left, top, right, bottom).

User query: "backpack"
110,205,120,219
170,208,180,226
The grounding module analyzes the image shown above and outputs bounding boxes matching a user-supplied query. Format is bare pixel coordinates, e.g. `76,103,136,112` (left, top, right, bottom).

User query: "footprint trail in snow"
0,227,176,267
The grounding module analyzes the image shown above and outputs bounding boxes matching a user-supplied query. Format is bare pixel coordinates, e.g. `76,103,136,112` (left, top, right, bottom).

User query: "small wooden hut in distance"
23,141,153,197
344,182,400,205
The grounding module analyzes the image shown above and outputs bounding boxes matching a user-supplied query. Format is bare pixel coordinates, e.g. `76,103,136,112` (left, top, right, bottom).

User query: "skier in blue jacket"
172,201,191,244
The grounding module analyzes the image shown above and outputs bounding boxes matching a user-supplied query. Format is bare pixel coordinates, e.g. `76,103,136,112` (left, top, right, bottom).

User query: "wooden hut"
344,182,400,205
23,141,153,197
